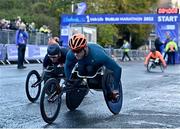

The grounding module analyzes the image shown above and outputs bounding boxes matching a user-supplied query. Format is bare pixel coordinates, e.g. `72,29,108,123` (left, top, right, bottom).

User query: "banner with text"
0,44,6,60
61,14,180,46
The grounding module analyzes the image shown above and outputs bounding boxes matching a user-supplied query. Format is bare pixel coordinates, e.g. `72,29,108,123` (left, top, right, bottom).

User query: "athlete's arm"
64,51,77,80
157,52,166,67
98,51,122,85
43,54,50,68
144,52,152,65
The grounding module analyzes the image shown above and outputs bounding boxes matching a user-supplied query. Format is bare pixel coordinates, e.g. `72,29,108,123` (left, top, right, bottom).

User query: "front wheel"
147,61,154,72
159,63,165,72
25,70,41,102
102,69,123,114
40,78,61,124
66,80,88,111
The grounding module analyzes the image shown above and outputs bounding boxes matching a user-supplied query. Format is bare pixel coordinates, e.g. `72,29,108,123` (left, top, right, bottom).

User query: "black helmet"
47,44,61,56
151,47,156,52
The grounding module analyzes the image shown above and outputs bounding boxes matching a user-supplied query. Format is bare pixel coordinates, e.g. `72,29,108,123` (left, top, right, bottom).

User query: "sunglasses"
72,49,83,53
48,54,59,58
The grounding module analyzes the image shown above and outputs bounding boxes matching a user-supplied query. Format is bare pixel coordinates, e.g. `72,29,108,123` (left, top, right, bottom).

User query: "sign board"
60,13,180,47
157,8,179,14
27,45,41,59
6,44,47,61
0,44,6,60
61,14,157,25
6,44,18,61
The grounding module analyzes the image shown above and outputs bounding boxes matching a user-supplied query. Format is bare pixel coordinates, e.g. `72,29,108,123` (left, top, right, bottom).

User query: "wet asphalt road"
0,61,180,128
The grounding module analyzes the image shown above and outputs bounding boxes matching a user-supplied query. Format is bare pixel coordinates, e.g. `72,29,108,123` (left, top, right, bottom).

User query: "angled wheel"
40,78,61,124
102,69,123,114
147,61,153,72
159,63,164,72
66,80,88,111
25,70,41,102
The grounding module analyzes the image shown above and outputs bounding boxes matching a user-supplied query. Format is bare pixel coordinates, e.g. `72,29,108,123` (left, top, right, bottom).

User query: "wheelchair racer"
64,33,122,101
43,37,68,82
144,48,167,68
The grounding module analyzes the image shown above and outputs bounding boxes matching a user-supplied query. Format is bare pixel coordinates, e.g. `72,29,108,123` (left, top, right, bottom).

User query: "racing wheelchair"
40,63,123,124
25,65,64,103
147,58,165,72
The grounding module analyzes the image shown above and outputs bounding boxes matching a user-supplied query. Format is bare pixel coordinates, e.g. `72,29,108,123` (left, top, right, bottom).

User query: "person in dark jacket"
163,36,171,60
154,36,163,53
43,38,68,82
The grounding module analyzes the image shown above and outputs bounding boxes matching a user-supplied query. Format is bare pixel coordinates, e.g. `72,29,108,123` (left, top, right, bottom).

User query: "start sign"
158,15,178,22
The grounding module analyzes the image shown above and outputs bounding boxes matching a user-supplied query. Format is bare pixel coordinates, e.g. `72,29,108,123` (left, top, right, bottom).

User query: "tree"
97,24,118,47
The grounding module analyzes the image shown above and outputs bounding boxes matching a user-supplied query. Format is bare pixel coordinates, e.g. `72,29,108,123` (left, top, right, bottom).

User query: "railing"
105,48,149,59
0,29,51,45
1,45,180,65
0,29,179,65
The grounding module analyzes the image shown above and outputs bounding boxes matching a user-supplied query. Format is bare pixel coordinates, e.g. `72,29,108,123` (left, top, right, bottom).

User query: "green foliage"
31,2,50,14
97,25,118,47
0,0,15,9
37,15,59,36
0,8,26,20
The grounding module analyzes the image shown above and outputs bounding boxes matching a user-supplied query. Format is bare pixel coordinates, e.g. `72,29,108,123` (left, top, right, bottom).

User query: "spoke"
28,74,39,98
43,85,59,118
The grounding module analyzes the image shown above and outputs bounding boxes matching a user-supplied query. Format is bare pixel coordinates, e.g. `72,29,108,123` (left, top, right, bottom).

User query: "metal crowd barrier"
0,29,51,45
0,47,149,65
1,45,179,65
112,49,149,61
0,29,52,64
0,44,6,64
0,44,47,65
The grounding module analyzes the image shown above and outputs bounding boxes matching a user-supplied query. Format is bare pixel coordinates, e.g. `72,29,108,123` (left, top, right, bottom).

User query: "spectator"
165,40,178,64
15,22,28,69
25,22,29,31
121,39,131,61
29,22,36,33
164,34,171,47
154,36,163,53
15,16,22,29
0,19,10,29
39,25,51,34
9,19,17,30
163,35,171,60
0,19,6,29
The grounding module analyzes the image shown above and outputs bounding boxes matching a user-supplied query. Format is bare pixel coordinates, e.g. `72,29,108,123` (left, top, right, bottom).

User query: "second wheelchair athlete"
43,37,68,82
144,48,167,68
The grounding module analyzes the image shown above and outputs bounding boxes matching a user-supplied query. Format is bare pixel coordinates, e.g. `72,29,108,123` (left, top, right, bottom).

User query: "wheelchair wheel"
66,81,87,111
102,69,123,114
147,61,153,72
159,63,164,72
25,70,41,102
40,78,61,124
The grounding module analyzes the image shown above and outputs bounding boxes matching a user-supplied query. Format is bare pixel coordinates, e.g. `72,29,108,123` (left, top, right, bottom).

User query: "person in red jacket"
144,48,167,68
